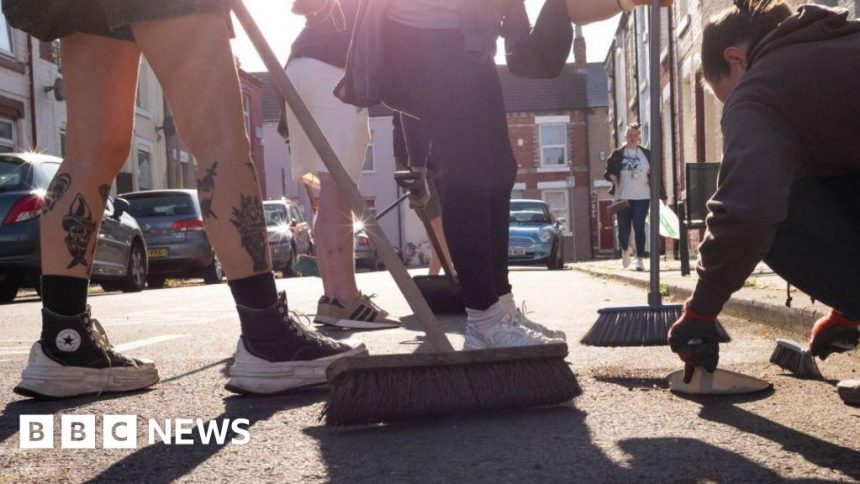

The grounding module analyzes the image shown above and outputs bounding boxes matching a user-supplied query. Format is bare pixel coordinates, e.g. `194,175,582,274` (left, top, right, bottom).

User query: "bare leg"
130,14,271,279
315,173,359,303
41,34,141,279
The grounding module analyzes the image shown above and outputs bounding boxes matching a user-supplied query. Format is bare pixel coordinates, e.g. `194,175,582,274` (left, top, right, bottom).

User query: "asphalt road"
1,268,858,483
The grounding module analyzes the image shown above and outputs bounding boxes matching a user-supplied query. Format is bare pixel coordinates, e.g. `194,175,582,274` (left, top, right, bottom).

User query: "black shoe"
227,291,367,394
14,308,159,399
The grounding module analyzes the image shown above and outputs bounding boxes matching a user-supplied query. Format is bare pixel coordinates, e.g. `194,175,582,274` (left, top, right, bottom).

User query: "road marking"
114,334,186,352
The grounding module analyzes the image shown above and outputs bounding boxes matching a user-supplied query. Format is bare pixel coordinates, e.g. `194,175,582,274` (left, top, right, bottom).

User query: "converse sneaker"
227,291,368,394
635,258,645,272
314,293,400,330
622,248,632,269
464,312,558,350
513,303,567,341
14,308,159,399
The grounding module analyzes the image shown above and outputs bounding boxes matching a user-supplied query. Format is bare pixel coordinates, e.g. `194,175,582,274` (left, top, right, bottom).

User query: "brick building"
500,54,611,262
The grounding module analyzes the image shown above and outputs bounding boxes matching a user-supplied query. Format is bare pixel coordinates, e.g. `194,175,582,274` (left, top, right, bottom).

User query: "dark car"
263,199,314,277
508,199,565,270
0,153,148,303
122,189,223,288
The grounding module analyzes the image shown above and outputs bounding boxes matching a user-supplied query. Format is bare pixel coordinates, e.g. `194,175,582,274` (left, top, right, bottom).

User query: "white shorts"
284,57,370,183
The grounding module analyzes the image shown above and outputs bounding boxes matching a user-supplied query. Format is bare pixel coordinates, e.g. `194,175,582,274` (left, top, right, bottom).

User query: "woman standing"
605,123,651,271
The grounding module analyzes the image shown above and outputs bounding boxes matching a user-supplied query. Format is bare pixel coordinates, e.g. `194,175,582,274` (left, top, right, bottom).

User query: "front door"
598,200,615,253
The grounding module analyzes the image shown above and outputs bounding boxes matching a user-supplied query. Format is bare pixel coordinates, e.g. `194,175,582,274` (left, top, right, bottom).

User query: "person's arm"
565,0,672,24
690,100,803,317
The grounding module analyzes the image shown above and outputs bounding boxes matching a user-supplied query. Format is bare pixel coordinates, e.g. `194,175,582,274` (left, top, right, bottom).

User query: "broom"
580,0,730,347
232,0,579,425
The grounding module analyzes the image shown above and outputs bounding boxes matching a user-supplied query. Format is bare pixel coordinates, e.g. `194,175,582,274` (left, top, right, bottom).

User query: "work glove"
394,168,431,210
809,310,860,360
668,301,720,383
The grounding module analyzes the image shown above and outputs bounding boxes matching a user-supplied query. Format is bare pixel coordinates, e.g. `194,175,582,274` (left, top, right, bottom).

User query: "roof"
497,62,608,113
254,62,609,122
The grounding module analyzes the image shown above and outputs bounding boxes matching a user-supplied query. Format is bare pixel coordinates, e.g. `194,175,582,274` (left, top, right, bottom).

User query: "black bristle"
322,358,580,426
769,340,822,379
581,305,732,347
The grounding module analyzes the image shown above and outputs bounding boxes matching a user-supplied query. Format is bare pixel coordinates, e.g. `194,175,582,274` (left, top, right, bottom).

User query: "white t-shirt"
617,147,650,201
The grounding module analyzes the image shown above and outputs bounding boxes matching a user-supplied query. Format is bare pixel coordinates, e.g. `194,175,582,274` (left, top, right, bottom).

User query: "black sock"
41,275,88,316
229,272,278,309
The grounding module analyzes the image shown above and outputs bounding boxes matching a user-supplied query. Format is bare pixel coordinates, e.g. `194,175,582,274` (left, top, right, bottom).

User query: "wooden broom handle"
232,0,455,352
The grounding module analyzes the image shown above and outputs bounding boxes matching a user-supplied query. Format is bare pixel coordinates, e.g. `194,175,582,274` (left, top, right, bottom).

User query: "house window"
0,14,13,54
136,73,145,110
59,129,66,157
542,189,570,234
243,94,252,138
137,148,152,190
511,190,525,200
0,119,14,152
539,123,568,167
363,130,375,172
364,198,377,217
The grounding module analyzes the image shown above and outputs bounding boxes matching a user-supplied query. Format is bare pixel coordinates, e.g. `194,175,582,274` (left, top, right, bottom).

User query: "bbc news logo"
20,415,251,449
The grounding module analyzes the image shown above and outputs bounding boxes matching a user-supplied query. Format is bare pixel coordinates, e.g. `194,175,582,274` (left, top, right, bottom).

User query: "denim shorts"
2,0,231,42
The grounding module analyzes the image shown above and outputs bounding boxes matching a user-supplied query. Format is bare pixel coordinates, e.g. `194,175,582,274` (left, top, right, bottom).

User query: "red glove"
809,310,859,360
668,301,720,382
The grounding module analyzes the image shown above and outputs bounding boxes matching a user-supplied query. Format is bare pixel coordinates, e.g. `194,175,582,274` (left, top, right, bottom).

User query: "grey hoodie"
690,5,860,316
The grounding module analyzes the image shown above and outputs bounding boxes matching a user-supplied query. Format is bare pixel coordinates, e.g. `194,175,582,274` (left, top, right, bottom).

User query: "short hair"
701,0,794,82
627,123,641,131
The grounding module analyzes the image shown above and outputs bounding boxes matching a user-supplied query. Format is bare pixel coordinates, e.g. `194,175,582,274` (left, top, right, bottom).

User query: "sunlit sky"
231,0,621,72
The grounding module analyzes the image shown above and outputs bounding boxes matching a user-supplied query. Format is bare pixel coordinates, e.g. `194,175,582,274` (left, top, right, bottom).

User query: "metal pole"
648,0,662,306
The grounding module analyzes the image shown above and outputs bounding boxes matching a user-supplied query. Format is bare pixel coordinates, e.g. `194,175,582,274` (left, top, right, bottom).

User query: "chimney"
574,25,587,72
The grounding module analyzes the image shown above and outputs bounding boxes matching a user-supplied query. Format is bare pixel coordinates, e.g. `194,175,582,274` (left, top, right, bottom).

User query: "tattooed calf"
63,194,97,269
42,173,71,214
98,184,111,205
230,194,268,272
198,161,219,219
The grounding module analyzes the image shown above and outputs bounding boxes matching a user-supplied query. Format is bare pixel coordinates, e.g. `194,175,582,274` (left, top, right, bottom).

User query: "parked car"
508,199,565,270
352,219,403,271
263,199,314,277
122,189,223,288
0,153,148,303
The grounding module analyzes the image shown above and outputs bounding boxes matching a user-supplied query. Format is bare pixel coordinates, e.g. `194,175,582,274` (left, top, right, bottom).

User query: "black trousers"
764,174,860,319
382,20,517,310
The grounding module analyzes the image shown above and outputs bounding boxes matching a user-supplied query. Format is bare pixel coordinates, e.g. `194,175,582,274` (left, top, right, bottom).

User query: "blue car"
508,199,565,270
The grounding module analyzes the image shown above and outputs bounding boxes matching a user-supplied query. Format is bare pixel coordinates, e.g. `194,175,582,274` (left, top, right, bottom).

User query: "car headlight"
539,227,554,243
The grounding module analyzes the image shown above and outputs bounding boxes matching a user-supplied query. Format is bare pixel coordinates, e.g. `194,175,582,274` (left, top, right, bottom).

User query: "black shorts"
2,0,231,42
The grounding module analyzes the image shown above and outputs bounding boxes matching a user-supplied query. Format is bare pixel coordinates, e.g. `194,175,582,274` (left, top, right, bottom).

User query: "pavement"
572,257,830,335
1,267,859,483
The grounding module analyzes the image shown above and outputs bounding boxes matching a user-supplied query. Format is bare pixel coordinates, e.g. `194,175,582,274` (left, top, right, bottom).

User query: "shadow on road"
87,389,328,484
699,403,860,480
305,404,788,482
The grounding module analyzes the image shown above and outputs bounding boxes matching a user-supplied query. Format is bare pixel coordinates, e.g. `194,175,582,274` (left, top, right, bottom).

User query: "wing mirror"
113,197,130,220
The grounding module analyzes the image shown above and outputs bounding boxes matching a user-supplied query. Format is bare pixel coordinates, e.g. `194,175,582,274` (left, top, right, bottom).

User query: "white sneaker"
622,248,631,268
464,313,558,350
227,338,367,394
513,304,567,341
635,258,645,271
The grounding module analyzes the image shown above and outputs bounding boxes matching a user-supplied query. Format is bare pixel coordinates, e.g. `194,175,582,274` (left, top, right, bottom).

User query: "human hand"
668,301,720,382
809,310,859,360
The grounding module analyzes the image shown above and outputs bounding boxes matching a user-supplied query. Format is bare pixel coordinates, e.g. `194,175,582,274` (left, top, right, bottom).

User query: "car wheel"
548,241,564,270
120,241,147,293
0,279,19,304
203,258,225,285
147,276,166,289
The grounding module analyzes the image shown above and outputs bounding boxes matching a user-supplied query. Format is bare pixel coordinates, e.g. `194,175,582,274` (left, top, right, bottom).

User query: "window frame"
541,189,571,236
136,145,153,191
0,118,15,152
362,129,375,173
0,15,14,56
538,122,569,169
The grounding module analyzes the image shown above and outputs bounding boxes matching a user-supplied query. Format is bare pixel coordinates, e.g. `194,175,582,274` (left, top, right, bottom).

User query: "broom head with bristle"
580,304,732,347
769,339,822,379
322,343,580,426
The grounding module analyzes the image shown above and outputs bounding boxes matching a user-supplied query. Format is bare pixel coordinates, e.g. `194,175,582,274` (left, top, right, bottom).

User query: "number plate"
147,248,168,259
509,248,526,256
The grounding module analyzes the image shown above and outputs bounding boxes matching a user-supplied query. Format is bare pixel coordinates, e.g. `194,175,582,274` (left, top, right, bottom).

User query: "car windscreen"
510,202,552,224
0,159,30,192
264,204,290,227
125,193,196,218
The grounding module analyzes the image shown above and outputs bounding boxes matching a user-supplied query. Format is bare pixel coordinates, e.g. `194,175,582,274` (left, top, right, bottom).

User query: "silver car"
263,199,314,277
122,190,224,288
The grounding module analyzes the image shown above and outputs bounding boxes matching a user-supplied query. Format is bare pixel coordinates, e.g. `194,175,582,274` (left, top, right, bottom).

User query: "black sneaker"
227,291,367,394
14,307,159,399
